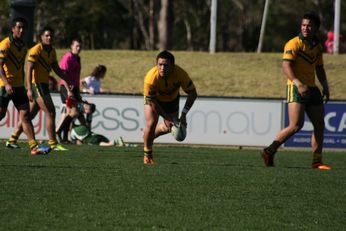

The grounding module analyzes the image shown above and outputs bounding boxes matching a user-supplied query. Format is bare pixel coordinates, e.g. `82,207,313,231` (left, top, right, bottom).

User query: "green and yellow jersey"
27,43,57,84
0,36,27,87
144,65,195,102
283,33,323,87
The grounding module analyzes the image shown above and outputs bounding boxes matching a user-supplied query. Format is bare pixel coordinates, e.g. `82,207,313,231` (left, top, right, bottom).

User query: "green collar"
298,32,319,48
9,33,25,49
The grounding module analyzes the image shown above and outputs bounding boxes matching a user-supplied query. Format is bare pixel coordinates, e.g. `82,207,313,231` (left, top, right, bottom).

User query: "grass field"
1,142,345,230
55,50,346,100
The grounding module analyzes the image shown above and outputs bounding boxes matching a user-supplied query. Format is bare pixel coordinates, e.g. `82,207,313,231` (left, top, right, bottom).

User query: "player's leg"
36,94,61,149
275,102,305,143
19,109,50,155
13,94,48,154
154,97,179,138
56,85,79,143
56,86,69,142
305,88,330,170
155,111,178,138
306,105,325,164
0,93,19,148
56,105,67,140
261,102,305,166
7,100,40,148
0,95,9,121
143,104,158,164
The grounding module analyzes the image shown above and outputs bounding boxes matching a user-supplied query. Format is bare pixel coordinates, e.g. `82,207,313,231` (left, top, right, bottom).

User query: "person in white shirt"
81,65,107,94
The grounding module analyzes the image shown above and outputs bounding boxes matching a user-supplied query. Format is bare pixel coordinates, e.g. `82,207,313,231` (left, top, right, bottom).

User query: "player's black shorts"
32,83,50,99
286,85,323,106
0,86,29,109
157,96,180,114
60,85,81,103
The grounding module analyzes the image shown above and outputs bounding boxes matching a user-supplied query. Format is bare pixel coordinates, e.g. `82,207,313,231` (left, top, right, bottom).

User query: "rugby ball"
171,123,187,142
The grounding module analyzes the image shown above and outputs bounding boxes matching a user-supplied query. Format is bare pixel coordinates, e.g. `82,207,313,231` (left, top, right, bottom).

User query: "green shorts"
84,133,109,145
286,85,323,106
32,83,50,99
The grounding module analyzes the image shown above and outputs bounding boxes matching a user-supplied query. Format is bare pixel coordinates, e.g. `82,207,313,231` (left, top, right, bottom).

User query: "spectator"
325,31,345,54
81,65,108,94
56,39,95,142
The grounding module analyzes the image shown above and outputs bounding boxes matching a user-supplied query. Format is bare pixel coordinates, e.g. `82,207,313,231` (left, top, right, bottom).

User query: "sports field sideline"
1,142,345,230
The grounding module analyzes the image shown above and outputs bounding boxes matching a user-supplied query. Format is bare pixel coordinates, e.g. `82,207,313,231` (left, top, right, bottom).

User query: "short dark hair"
40,26,54,36
156,50,175,65
303,11,320,29
71,38,82,45
11,17,27,28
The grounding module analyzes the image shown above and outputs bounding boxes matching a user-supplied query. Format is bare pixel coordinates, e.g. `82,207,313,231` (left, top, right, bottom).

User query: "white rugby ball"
171,123,187,142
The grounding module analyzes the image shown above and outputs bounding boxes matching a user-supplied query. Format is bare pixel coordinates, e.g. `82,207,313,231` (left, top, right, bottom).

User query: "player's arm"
0,58,13,95
180,89,197,126
282,60,309,96
53,63,75,98
26,61,35,101
51,62,71,86
316,65,329,103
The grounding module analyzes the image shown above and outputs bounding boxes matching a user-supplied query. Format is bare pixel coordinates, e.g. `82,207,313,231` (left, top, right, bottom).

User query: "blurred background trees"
0,0,345,51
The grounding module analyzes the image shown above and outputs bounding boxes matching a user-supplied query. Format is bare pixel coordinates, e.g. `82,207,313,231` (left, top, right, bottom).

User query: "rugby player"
1,17,49,154
6,26,71,151
143,50,197,164
261,11,331,170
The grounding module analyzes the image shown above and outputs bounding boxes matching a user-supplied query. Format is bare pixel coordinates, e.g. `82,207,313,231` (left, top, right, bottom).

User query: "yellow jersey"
144,65,195,102
283,34,323,87
0,36,27,87
27,43,58,84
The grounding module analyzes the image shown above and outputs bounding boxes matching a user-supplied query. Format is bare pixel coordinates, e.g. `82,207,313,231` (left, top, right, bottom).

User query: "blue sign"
284,102,346,149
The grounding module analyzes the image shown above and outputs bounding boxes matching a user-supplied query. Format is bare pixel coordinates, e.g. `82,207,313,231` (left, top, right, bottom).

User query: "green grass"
55,50,346,100
1,142,345,230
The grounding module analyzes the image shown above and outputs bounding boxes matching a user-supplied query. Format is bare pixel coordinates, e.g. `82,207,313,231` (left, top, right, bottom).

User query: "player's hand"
298,84,309,97
67,89,74,97
27,89,33,102
322,88,330,103
4,83,14,95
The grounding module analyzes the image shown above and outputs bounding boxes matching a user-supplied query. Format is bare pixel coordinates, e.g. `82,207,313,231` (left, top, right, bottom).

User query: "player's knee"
158,122,170,133
20,112,31,123
291,123,304,133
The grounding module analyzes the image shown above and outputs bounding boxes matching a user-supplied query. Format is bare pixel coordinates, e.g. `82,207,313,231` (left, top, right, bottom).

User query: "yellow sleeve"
0,38,9,59
27,44,40,63
143,67,158,97
282,39,299,62
176,66,195,93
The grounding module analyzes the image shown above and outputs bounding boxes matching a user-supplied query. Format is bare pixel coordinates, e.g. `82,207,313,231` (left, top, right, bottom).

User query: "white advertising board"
0,94,282,146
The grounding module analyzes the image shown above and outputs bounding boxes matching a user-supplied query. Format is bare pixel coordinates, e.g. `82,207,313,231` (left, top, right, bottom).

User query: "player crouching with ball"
143,50,197,165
